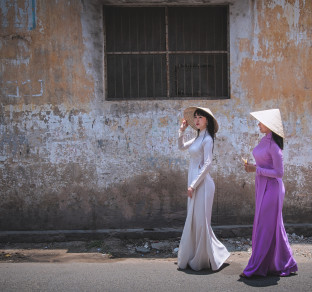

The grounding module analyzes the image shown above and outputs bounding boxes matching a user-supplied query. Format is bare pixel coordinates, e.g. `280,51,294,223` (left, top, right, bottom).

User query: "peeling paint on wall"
0,0,36,30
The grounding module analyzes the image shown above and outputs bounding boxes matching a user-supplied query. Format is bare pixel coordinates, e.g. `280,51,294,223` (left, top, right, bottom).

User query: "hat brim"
183,106,219,133
250,109,284,138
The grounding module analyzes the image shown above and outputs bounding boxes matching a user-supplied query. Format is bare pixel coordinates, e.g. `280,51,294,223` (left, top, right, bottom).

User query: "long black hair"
272,132,284,150
194,109,215,145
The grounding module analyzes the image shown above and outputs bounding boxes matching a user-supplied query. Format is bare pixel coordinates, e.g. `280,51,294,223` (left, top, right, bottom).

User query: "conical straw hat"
250,109,284,138
183,106,219,133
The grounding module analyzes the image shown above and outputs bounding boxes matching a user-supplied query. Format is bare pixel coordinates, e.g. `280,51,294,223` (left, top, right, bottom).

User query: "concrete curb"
1,224,311,243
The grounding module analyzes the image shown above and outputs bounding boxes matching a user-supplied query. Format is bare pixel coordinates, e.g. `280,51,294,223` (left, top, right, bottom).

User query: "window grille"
104,6,229,100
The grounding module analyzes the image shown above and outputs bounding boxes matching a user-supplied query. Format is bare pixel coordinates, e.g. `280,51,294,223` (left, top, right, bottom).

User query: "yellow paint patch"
239,0,312,116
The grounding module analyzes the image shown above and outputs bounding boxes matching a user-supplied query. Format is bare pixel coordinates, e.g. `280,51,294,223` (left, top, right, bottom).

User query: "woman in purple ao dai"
241,109,298,278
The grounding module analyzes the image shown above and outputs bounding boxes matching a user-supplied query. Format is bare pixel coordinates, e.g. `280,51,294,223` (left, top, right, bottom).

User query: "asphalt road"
1,256,312,292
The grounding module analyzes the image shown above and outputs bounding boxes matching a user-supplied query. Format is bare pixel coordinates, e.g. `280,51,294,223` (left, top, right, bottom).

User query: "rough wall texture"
0,0,311,231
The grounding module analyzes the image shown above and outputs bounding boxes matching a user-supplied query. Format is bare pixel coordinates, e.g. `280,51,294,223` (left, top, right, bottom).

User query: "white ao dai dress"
177,129,230,271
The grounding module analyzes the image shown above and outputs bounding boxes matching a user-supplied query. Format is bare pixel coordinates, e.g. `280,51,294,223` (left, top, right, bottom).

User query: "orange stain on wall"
239,0,312,115
1,0,94,110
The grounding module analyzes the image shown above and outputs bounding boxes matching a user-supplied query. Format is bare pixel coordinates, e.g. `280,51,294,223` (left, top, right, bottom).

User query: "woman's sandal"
239,273,248,278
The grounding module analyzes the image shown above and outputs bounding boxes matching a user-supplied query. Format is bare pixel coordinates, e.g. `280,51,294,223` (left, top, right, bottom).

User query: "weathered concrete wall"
0,0,311,231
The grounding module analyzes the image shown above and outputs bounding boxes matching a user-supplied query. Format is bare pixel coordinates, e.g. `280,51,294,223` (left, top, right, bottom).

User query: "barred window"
104,6,229,100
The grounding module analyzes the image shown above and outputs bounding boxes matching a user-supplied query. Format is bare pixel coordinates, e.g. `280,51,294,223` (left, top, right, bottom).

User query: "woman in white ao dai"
177,107,230,271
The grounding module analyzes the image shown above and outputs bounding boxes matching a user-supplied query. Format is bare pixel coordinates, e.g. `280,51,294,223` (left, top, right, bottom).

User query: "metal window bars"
104,6,229,100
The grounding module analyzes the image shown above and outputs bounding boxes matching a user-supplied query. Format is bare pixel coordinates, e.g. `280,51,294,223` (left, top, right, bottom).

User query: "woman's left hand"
187,187,194,198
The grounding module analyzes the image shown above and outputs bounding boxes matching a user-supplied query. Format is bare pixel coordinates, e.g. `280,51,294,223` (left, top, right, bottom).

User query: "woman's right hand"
244,163,256,173
187,187,194,198
180,119,188,132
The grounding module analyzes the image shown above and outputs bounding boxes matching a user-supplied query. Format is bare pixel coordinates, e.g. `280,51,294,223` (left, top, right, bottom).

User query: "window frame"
103,5,230,101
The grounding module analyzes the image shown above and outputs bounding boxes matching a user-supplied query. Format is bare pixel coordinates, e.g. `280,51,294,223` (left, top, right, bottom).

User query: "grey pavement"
1,257,312,292
1,229,312,291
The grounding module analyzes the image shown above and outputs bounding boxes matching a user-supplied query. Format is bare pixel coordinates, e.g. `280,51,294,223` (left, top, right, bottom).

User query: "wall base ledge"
1,224,311,243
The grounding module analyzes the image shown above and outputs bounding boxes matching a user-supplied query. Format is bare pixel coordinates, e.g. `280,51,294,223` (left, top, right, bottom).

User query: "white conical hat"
183,106,219,133
250,109,284,138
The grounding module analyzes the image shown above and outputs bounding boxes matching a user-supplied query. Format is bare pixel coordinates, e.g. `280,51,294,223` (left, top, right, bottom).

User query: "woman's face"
258,122,271,134
194,113,207,131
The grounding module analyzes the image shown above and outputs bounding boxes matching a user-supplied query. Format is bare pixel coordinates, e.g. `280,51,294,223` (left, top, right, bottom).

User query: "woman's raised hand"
180,119,188,132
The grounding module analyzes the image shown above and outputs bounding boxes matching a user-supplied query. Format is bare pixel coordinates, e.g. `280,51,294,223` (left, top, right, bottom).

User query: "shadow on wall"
1,163,309,231
0,169,188,231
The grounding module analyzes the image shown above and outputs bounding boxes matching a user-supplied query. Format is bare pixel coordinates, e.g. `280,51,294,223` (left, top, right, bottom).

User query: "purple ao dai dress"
243,132,298,277
177,129,230,271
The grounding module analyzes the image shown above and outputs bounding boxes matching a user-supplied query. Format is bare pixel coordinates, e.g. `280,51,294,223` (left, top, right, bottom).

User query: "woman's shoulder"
269,139,283,154
202,133,213,145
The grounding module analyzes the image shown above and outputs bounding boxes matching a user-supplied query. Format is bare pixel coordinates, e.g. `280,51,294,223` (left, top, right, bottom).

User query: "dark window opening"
104,6,229,100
